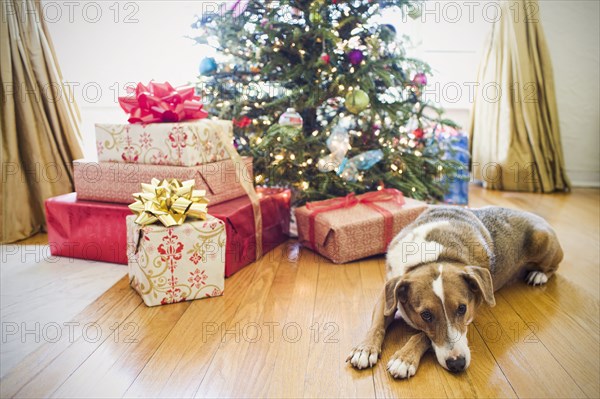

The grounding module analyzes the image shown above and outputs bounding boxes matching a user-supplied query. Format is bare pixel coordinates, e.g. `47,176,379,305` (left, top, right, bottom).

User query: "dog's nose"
446,356,466,373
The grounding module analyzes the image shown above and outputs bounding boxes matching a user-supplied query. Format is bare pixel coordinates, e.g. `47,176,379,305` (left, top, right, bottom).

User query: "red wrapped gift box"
211,187,291,277
45,193,130,264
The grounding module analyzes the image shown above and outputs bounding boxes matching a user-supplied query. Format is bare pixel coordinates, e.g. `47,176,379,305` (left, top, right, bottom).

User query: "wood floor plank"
265,244,320,398
2,278,141,398
123,253,261,398
3,187,599,398
498,283,600,398
473,295,587,398
228,243,303,398
50,301,190,398
303,256,376,398
191,242,285,398
434,323,517,399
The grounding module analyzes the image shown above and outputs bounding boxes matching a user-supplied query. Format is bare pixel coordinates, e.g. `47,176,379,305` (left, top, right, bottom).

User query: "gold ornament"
129,178,209,227
345,89,370,114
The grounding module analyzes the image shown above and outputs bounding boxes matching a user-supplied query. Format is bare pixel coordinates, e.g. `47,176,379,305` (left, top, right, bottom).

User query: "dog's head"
384,262,495,373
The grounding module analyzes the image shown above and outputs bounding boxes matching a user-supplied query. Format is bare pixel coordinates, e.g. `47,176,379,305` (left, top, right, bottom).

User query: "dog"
347,205,563,379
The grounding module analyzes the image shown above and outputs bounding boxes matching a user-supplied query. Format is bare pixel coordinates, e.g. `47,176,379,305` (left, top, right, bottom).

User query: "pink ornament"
321,53,331,64
347,49,364,65
412,72,427,86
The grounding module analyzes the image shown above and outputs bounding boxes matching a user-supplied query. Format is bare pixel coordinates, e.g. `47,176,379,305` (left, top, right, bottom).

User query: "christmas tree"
191,0,462,204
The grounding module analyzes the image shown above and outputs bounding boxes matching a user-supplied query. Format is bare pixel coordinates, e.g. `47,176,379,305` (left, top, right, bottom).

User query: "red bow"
305,188,405,252
118,81,209,124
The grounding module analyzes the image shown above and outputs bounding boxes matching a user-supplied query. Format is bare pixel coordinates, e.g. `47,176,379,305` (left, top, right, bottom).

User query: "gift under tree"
192,0,463,204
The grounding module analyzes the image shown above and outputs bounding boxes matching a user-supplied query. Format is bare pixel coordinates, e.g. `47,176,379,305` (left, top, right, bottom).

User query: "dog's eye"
420,310,433,322
457,304,467,315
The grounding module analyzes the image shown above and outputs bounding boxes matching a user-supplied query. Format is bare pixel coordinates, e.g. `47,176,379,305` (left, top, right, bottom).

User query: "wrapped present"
45,193,130,264
127,215,226,306
210,187,291,277
73,157,253,205
95,119,233,166
436,126,469,205
126,178,226,306
95,81,230,167
295,189,428,264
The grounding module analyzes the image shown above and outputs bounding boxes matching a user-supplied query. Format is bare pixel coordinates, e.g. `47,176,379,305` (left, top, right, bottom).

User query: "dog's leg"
526,229,563,286
347,289,391,369
387,332,431,379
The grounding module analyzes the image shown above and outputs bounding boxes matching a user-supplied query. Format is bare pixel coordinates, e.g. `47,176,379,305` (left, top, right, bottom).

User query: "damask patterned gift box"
295,189,428,264
126,215,226,306
73,157,253,205
95,119,233,166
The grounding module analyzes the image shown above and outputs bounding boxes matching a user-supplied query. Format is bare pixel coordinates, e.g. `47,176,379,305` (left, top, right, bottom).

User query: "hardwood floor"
1,186,599,398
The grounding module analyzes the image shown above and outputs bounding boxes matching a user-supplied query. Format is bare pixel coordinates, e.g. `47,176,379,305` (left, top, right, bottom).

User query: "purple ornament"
412,72,427,86
347,49,364,66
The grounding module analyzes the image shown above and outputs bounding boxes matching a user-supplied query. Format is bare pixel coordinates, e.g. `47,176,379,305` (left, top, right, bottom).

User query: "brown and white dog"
347,205,563,378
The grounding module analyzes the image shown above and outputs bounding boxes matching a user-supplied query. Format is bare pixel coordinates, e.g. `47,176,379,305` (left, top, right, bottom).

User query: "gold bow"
129,178,209,227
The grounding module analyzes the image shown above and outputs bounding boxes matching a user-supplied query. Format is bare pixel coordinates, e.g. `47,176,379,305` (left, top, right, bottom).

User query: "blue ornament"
199,57,218,75
337,149,384,181
351,149,384,170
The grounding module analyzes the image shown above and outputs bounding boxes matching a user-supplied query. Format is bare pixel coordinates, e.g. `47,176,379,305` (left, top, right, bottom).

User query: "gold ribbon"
129,178,209,227
216,121,263,259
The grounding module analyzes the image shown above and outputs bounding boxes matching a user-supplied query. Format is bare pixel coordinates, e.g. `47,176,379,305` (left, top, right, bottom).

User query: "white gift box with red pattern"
126,215,226,306
96,119,233,166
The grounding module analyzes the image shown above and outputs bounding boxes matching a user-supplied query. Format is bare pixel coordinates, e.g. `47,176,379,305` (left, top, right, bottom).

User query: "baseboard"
568,170,600,188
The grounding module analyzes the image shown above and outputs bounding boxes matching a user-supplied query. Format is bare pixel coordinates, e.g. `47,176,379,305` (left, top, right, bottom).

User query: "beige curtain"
469,0,570,192
1,0,83,243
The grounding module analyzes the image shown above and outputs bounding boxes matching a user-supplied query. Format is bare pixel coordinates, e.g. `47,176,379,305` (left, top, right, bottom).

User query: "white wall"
43,1,215,158
539,0,600,186
45,0,599,186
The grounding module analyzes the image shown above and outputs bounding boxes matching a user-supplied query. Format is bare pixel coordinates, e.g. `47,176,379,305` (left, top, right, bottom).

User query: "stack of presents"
45,82,468,307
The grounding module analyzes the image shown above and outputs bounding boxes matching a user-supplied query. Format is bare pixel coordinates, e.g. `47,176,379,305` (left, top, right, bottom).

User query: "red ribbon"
118,81,209,124
305,188,405,253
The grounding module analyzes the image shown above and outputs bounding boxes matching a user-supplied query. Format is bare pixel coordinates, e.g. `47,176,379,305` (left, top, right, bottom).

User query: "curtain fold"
1,0,83,243
469,0,570,192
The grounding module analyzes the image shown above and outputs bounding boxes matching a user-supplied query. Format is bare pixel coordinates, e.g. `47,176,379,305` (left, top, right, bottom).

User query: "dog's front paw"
387,353,418,379
347,344,380,370
526,271,549,286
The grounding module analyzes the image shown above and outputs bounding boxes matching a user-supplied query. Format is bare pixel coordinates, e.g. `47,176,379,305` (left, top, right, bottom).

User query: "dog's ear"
384,277,410,316
463,266,496,307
